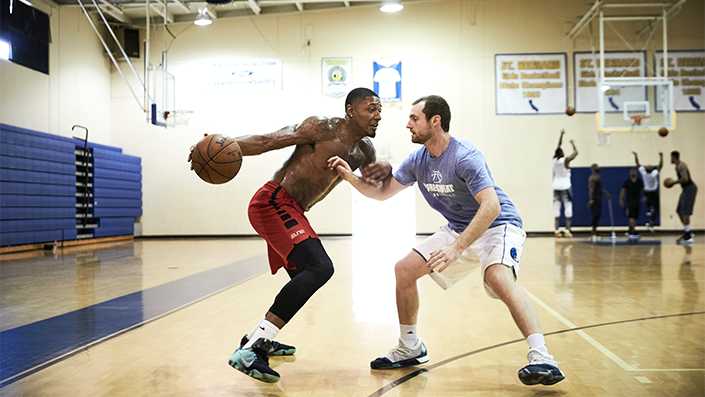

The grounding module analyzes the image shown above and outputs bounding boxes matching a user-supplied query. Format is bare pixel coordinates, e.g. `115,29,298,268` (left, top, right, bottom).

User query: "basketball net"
164,110,194,126
630,115,649,131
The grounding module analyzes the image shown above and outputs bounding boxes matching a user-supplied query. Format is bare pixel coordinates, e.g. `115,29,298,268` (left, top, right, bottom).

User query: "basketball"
190,134,243,184
565,106,575,116
664,177,675,188
658,127,669,137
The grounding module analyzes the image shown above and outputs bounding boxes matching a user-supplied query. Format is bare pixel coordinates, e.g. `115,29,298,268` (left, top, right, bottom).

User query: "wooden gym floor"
0,234,703,397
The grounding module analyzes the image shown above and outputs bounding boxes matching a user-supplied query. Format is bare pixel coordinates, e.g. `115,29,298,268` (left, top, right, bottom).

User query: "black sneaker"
228,338,280,383
677,232,694,245
240,335,296,356
518,349,565,386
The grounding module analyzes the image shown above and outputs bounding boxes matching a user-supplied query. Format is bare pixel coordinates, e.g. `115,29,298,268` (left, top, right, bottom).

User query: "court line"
526,289,705,372
0,258,269,388
365,311,705,397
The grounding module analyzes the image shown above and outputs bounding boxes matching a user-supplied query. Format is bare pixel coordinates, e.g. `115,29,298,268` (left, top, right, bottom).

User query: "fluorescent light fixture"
600,85,610,92
0,40,10,60
380,1,403,12
194,9,212,26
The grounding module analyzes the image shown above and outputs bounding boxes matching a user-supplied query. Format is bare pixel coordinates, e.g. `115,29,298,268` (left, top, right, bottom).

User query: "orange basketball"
664,177,674,188
658,127,669,137
565,106,575,116
191,134,243,184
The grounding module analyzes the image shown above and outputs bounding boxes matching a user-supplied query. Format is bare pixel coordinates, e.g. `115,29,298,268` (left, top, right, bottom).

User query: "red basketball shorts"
248,181,319,274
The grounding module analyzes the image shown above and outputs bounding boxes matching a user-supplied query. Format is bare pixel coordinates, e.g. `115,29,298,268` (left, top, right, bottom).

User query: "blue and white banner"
373,59,402,103
495,53,567,115
322,57,352,98
654,50,705,112
204,59,282,89
574,51,647,113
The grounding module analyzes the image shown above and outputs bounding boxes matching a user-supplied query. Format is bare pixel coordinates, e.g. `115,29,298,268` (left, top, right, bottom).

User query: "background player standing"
633,151,662,233
552,130,578,238
587,163,612,241
666,151,698,245
619,168,644,239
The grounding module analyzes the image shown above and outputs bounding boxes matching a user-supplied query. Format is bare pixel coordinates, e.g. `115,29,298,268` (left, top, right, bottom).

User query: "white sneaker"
370,337,429,369
518,349,565,386
563,230,573,238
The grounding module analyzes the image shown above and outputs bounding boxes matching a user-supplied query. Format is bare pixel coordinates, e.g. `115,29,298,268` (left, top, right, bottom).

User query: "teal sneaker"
240,335,296,356
228,338,280,383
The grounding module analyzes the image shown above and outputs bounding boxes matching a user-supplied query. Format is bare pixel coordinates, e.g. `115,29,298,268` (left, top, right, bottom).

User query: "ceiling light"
380,1,403,12
194,9,212,26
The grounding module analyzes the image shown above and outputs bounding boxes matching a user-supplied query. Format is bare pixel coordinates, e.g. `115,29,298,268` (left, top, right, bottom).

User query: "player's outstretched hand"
327,156,354,181
428,244,461,273
187,133,209,170
360,161,392,185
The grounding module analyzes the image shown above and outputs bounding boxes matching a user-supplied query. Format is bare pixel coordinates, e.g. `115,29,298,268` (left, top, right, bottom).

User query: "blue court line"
0,254,267,387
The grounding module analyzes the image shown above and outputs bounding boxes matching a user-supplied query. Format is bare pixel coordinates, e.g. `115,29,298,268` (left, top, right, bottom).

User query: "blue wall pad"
92,179,142,190
94,208,142,218
94,226,135,238
0,207,76,220
93,159,142,173
560,166,660,228
93,168,141,182
0,182,75,196
93,188,142,199
94,198,142,208
92,147,140,163
0,229,78,246
0,129,76,152
0,195,76,207
1,219,77,233
0,169,76,186
0,157,75,175
0,143,76,164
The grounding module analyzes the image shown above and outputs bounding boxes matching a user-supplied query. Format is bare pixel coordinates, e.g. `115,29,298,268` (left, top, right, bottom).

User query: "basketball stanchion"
607,199,617,241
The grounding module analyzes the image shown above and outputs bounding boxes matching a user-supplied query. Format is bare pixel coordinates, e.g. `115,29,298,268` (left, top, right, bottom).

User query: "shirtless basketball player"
188,87,389,383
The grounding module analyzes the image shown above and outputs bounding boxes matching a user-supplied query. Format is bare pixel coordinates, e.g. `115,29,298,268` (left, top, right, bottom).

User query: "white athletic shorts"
413,223,526,299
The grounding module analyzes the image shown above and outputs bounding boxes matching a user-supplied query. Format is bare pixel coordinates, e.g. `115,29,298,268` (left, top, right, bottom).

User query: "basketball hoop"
630,115,649,127
164,110,194,126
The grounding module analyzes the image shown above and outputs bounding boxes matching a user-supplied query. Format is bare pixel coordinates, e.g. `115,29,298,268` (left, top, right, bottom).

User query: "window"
0,0,51,74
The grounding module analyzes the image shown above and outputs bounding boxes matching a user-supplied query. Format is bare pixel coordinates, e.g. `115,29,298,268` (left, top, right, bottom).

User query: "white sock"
684,224,691,233
526,333,549,355
400,324,418,346
244,319,279,349
246,316,266,341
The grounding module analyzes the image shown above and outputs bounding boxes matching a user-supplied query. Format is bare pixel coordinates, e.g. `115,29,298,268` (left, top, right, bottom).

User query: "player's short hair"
554,148,564,159
345,88,378,109
413,95,451,132
671,150,680,159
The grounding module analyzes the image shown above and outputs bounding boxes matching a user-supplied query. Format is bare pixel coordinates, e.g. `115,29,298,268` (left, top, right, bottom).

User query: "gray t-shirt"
393,137,523,233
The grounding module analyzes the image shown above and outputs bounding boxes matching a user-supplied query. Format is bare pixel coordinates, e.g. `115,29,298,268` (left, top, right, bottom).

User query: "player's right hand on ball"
187,133,209,170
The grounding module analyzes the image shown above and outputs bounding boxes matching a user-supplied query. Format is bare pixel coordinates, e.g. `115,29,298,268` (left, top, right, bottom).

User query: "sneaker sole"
518,366,565,386
269,347,296,356
370,354,429,369
228,359,280,383
228,356,280,383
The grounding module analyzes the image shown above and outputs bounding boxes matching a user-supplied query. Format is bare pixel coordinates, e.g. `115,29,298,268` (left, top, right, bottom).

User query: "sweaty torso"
272,117,372,211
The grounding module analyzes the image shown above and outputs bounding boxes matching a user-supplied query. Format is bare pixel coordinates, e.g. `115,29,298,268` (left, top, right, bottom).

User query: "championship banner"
204,59,282,89
574,51,646,113
373,59,402,103
654,50,705,112
495,53,567,115
322,57,352,98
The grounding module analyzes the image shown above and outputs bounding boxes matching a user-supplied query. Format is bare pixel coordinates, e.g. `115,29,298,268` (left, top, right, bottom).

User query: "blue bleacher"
0,123,142,247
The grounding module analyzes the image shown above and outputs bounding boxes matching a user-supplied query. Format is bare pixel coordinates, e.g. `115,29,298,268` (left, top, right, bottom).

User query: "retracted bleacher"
0,124,142,248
